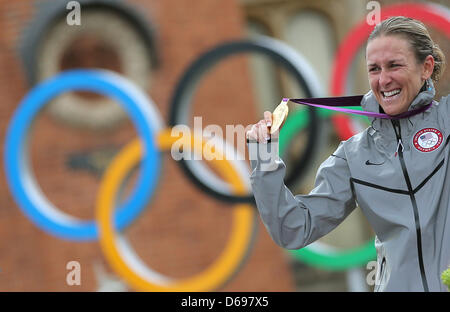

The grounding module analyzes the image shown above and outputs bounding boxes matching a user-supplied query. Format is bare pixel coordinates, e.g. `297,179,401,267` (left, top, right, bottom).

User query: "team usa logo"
413,128,443,152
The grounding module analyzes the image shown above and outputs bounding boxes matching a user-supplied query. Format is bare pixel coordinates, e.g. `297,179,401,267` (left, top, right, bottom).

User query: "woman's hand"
246,111,274,144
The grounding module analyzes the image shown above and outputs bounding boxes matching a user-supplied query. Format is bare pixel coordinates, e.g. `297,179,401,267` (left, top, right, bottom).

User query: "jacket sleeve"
249,140,357,250
438,95,450,136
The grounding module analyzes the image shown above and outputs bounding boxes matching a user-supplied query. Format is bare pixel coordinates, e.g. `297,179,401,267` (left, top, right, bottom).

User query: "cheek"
368,76,378,90
403,75,422,94
397,68,421,89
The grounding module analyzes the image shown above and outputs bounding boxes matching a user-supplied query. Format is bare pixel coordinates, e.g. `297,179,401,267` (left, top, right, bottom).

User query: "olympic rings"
286,2,450,270
4,70,164,240
96,131,257,291
289,240,376,271
5,68,257,290
168,35,322,204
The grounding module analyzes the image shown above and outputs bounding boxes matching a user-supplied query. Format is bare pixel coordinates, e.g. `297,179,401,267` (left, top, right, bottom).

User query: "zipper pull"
391,120,404,158
394,139,404,157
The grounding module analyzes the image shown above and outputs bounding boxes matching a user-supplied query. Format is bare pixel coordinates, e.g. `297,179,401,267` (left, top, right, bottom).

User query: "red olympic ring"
330,3,450,140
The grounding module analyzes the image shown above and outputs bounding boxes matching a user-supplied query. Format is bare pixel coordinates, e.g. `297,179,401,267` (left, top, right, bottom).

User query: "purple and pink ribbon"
285,96,432,119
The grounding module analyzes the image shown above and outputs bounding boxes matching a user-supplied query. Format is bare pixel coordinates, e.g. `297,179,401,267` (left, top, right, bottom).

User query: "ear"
421,55,435,81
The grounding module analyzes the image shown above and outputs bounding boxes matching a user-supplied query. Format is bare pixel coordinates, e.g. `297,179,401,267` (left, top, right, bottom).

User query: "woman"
246,16,448,292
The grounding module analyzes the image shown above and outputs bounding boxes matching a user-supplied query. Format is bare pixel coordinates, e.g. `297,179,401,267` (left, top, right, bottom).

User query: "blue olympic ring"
4,69,162,241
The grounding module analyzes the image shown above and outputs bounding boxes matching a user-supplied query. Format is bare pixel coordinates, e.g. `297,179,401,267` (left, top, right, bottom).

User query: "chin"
385,108,402,116
380,103,405,116
377,97,408,116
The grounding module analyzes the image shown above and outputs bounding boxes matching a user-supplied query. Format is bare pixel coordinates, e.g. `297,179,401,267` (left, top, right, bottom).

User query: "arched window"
285,10,335,95
246,20,282,114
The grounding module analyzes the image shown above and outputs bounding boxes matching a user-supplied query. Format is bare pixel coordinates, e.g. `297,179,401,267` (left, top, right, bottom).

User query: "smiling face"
366,35,434,115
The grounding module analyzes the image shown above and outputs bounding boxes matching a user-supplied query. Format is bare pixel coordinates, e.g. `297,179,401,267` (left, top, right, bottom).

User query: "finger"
246,124,258,141
263,111,272,127
257,123,264,143
258,120,269,143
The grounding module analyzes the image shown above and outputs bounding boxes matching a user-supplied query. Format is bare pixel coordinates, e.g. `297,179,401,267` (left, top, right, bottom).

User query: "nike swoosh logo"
365,160,385,166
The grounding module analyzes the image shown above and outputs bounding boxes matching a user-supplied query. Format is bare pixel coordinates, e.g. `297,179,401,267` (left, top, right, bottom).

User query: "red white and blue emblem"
413,128,443,152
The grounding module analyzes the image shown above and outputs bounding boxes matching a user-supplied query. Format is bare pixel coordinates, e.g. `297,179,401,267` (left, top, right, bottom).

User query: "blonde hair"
368,16,446,84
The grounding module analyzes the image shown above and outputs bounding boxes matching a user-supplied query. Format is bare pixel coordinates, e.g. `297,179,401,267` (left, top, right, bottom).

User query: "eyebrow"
367,59,404,66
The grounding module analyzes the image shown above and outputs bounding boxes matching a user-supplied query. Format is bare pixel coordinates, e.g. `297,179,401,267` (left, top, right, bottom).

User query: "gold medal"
270,98,289,134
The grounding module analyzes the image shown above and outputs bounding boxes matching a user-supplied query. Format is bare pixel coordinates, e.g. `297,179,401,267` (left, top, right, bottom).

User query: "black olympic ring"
168,35,322,204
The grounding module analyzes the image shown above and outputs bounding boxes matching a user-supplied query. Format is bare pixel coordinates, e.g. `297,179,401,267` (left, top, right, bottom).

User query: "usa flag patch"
413,128,443,152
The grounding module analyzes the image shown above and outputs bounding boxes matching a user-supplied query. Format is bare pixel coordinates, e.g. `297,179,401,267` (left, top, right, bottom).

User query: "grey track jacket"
249,84,449,291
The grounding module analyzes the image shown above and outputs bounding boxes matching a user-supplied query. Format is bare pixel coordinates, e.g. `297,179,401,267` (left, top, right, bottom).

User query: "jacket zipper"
376,257,386,290
391,120,429,291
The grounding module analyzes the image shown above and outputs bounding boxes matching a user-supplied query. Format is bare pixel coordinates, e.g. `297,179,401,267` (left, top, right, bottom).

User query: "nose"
379,69,392,88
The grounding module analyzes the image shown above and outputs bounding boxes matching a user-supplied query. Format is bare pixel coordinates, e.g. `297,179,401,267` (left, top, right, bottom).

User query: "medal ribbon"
285,96,432,119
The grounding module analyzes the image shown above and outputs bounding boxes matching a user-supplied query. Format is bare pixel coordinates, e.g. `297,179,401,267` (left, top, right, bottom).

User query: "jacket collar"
361,78,435,124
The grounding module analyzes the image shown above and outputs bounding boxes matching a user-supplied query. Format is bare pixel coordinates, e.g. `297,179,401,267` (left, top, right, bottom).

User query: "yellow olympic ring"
96,129,256,291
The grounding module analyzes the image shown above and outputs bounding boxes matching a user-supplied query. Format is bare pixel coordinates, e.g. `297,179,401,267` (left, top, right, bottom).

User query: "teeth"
383,89,401,97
